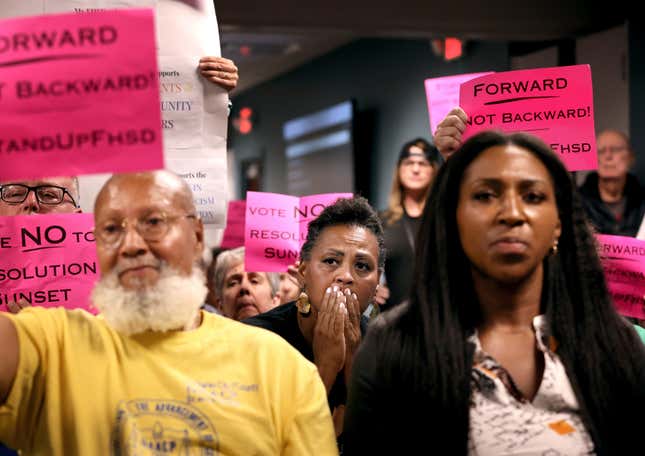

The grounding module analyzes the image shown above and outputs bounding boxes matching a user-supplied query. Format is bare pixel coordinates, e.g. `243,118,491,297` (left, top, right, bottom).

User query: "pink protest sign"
220,200,246,249
245,191,352,272
0,213,99,313
0,9,163,181
596,234,645,320
424,71,493,135
459,64,597,172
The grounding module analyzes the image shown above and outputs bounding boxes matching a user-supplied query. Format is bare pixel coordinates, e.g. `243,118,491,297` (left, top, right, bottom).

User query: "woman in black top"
243,196,385,449
378,138,441,311
344,131,645,455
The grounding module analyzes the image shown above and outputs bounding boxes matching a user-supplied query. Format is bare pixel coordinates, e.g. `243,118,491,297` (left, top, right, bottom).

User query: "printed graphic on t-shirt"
186,382,260,407
111,399,219,455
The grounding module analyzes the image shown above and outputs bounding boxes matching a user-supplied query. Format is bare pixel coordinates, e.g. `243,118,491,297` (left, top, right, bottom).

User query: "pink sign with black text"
0,213,99,313
244,191,352,272
424,71,493,135
459,64,597,172
0,9,163,181
220,200,246,249
596,234,645,320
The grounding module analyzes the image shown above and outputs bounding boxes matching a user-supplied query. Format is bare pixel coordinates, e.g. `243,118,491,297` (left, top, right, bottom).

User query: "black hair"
300,195,385,270
359,130,645,454
397,137,442,166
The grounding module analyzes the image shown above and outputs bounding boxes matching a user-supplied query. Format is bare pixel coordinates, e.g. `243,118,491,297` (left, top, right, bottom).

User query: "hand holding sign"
459,64,597,171
198,56,238,92
433,106,468,161
424,71,493,136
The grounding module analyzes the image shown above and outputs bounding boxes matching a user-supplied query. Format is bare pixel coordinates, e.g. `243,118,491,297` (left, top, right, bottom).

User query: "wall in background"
629,19,645,183
229,25,645,211
229,38,509,210
511,24,630,186
511,46,558,71
577,24,629,134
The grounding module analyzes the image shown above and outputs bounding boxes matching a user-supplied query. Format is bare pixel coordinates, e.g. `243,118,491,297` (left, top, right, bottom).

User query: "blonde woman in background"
376,138,442,311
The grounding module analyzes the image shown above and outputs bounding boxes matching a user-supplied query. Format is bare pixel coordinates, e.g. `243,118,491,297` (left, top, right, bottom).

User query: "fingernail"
352,293,357,300
333,286,339,292
325,287,331,294
344,288,351,295
337,291,343,298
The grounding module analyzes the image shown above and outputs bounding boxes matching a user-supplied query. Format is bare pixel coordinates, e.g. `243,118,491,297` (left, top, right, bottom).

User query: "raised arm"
433,106,468,161
312,287,347,394
0,314,19,404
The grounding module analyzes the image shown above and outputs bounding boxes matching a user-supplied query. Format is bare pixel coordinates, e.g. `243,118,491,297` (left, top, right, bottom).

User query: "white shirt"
468,315,595,456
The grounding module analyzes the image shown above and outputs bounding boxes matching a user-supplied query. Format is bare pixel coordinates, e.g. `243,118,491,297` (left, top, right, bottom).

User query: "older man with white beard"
0,170,338,455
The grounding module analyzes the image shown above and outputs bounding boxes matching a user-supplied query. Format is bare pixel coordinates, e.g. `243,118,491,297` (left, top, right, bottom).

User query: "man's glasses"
94,212,198,246
598,145,628,155
0,184,79,208
400,158,431,168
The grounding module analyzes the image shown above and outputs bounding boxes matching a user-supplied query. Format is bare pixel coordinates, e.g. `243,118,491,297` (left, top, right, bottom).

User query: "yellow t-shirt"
0,307,337,456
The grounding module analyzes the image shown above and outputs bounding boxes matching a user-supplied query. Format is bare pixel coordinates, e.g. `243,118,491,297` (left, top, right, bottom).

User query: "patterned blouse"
468,315,595,456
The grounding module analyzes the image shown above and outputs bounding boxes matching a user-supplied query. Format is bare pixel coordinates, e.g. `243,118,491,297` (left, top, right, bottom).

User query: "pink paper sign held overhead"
220,200,246,249
424,71,493,135
245,191,352,272
596,234,645,320
0,9,163,181
0,213,99,314
459,64,597,172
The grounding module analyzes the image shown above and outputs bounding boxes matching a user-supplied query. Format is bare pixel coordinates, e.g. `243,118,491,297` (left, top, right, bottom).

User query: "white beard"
91,265,208,336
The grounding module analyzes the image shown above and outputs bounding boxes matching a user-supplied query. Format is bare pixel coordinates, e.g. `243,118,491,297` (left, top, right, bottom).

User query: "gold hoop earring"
550,239,559,256
297,291,311,316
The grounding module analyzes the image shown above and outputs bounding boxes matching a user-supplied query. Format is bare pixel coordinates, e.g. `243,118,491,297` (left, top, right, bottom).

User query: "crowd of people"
1,171,338,455
2,19,645,456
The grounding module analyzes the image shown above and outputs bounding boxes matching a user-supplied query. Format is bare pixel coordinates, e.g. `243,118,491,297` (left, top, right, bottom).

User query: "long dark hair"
371,130,645,454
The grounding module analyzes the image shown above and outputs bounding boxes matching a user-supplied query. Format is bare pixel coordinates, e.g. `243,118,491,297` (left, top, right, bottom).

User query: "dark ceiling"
216,0,627,40
215,0,629,93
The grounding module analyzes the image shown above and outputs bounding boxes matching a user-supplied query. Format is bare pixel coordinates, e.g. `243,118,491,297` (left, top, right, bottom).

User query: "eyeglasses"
0,184,78,207
598,145,628,155
401,158,431,168
94,212,198,246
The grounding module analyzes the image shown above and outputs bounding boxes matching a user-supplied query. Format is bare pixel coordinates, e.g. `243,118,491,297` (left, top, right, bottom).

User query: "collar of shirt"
468,314,559,403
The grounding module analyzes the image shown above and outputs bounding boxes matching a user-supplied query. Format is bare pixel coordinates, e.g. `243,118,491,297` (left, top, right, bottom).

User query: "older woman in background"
211,246,281,320
344,131,645,455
